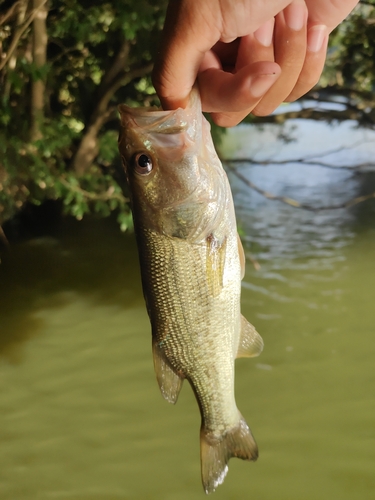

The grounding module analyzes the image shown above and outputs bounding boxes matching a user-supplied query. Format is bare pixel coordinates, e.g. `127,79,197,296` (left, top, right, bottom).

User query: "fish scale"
141,229,238,426
118,89,264,494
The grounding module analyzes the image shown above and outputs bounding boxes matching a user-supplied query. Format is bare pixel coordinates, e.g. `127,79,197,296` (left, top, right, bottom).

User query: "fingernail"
284,2,306,31
251,73,278,98
307,25,327,52
254,18,275,47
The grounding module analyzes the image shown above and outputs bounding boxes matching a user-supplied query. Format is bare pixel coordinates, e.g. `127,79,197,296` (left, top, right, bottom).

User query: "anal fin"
152,341,183,404
236,315,264,358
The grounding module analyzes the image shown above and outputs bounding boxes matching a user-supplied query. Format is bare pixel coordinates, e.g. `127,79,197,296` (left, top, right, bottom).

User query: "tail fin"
200,415,258,494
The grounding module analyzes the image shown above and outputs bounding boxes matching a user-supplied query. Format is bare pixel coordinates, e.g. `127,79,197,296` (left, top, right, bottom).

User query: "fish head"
118,92,227,242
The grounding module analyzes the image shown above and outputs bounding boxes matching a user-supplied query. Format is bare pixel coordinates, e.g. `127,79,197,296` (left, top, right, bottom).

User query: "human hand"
152,0,359,127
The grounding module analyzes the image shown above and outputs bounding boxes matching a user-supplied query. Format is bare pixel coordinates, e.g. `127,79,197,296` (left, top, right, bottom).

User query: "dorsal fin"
236,315,264,358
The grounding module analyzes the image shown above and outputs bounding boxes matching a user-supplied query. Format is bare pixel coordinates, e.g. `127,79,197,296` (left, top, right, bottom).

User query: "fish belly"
139,228,240,427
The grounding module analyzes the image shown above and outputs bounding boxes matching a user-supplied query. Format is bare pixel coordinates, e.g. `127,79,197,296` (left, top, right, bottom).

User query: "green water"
1,170,375,499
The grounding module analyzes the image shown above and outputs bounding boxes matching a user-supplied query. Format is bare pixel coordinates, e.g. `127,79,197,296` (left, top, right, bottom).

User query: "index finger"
152,1,221,110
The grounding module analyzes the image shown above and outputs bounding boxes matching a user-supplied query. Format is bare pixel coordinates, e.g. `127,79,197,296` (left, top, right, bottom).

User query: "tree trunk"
70,112,113,176
70,41,131,175
70,37,153,175
0,0,28,99
30,0,48,142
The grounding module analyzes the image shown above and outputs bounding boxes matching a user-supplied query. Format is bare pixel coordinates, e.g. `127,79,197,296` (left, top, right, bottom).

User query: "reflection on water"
229,164,356,264
0,121,375,499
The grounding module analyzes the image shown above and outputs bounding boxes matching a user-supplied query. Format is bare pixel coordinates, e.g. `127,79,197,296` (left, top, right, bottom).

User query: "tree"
0,0,167,229
0,0,374,231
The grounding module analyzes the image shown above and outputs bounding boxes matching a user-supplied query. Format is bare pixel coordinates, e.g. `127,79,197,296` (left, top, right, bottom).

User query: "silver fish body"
118,90,263,494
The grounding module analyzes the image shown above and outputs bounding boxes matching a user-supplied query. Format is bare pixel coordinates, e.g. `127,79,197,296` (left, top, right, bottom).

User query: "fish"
118,89,264,494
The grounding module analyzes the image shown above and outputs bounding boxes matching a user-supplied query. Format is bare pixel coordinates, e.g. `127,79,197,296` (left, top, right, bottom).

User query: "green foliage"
326,2,375,93
1,0,375,229
98,130,119,166
0,0,167,228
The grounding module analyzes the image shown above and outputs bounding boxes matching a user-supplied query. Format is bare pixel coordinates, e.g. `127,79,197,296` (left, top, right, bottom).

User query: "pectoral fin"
206,235,227,297
152,341,183,404
236,315,264,358
237,233,246,280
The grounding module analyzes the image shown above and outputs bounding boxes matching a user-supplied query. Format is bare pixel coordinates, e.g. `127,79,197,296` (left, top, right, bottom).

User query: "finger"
212,21,277,126
199,62,281,113
207,23,279,127
152,1,221,110
285,24,328,102
236,18,275,69
252,0,308,116
286,0,358,102
198,61,281,127
197,25,278,127
153,0,293,111
305,0,359,30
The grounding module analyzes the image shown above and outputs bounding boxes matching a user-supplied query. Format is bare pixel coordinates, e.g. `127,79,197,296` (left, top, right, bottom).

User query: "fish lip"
118,87,201,134
119,104,190,134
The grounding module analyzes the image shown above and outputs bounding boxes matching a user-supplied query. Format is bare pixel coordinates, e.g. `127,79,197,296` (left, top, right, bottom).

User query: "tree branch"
227,165,375,211
252,107,374,126
30,0,48,141
71,61,153,174
0,225,9,253
0,1,23,26
59,178,128,203
223,139,375,170
225,158,375,171
89,62,153,127
248,85,375,128
95,40,130,99
0,0,48,72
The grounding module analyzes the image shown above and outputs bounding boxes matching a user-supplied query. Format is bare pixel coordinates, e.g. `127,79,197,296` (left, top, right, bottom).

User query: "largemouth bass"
118,90,263,494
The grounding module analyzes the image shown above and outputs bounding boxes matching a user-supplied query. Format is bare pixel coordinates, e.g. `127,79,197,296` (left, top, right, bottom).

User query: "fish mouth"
119,91,201,136
119,105,192,136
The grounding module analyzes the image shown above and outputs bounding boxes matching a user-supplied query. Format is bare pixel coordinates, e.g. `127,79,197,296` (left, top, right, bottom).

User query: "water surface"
0,121,374,499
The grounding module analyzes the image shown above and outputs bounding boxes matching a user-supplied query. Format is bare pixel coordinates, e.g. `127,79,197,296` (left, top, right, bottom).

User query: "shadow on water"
0,215,142,363
350,171,375,231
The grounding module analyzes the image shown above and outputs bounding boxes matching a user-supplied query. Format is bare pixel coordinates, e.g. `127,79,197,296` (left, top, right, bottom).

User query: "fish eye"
133,153,153,175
